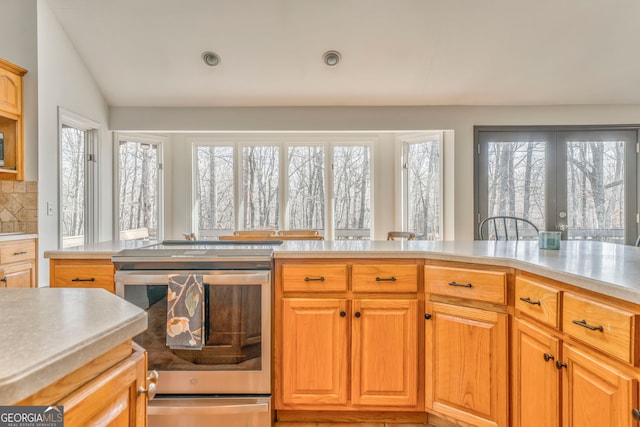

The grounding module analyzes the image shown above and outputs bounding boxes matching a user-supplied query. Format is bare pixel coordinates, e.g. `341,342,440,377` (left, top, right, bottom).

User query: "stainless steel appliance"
113,240,277,427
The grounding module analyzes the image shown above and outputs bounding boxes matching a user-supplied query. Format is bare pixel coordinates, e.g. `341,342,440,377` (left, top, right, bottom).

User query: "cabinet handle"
572,319,604,332
72,277,96,282
339,311,346,317
354,311,361,318
543,353,555,362
375,277,397,282
519,296,541,306
424,313,432,320
555,360,567,370
13,251,27,255
632,408,640,421
304,277,325,282
448,281,472,288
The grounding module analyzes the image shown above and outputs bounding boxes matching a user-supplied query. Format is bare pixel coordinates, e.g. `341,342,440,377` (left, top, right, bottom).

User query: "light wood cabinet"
16,341,150,427
0,58,27,181
513,274,640,427
59,344,148,427
276,259,420,413
0,238,36,287
512,317,561,427
561,343,637,427
425,301,508,427
50,258,115,293
281,298,348,406
352,298,418,407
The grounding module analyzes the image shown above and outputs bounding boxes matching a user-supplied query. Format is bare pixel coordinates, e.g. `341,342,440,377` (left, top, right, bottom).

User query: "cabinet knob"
424,313,432,320
543,353,555,362
632,408,640,421
138,370,159,400
354,311,361,318
0,277,6,283
555,360,567,370
339,311,346,317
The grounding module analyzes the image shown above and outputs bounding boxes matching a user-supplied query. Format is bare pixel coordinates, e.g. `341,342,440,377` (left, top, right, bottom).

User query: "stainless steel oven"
113,241,275,427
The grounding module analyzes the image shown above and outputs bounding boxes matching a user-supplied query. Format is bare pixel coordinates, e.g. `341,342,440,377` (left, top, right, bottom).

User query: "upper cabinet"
0,58,27,181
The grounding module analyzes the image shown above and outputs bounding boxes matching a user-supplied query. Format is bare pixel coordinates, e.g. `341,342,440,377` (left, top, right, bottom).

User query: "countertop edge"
0,308,147,405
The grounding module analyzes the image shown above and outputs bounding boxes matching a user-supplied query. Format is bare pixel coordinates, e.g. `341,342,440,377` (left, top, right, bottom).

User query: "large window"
117,134,163,241
401,133,443,240
193,139,373,239
476,128,638,244
59,109,98,248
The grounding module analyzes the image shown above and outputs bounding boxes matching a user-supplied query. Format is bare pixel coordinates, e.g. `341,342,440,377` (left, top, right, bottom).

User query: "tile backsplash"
0,181,37,233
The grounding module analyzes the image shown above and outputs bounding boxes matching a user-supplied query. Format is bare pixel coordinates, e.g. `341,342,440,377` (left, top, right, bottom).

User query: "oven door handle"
148,400,269,416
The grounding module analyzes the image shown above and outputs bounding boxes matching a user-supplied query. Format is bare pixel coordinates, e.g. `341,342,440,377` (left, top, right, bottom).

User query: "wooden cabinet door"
352,298,418,407
513,318,561,427
3,262,34,288
425,302,508,427
280,298,348,407
58,347,147,427
561,343,637,427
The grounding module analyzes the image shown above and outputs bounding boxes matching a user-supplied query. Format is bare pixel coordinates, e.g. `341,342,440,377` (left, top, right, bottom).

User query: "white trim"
57,107,101,248
114,132,166,241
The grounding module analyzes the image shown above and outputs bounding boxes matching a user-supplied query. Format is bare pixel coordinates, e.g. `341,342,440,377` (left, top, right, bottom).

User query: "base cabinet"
512,318,561,427
59,346,148,427
0,238,36,287
561,343,637,427
425,301,508,427
280,297,418,409
281,298,349,406
49,258,115,292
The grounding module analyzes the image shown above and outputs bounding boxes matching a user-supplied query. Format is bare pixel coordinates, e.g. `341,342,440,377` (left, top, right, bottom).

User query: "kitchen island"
0,287,148,425
43,239,640,427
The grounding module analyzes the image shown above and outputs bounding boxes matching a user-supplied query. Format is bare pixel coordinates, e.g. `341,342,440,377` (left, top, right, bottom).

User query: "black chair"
479,216,539,241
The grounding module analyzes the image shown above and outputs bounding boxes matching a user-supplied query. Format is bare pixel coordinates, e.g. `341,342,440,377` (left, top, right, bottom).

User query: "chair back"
479,216,539,240
233,230,276,237
387,231,416,241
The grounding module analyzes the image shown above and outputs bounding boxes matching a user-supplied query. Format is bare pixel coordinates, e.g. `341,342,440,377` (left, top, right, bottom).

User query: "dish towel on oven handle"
166,274,204,350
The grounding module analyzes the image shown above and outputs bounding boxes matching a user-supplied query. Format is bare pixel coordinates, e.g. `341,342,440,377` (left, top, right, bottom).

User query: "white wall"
0,0,37,182
37,0,111,285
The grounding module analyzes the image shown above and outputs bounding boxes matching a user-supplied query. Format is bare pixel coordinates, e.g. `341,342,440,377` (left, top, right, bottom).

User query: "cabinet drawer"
0,240,35,264
425,265,507,304
53,264,115,293
515,276,560,329
352,264,418,293
282,264,348,292
563,293,635,364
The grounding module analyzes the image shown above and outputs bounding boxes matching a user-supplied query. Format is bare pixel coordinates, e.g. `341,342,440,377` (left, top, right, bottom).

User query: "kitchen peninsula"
0,287,148,425
43,239,640,427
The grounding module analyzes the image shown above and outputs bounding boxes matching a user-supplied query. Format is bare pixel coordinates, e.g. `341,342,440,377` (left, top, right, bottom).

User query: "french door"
476,128,638,244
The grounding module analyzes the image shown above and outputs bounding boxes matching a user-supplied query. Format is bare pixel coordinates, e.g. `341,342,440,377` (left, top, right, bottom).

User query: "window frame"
57,107,100,248
190,135,376,240
398,131,444,239
474,125,639,244
114,132,165,242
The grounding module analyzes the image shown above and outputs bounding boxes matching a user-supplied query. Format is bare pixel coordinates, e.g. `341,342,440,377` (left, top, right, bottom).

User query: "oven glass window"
125,283,262,372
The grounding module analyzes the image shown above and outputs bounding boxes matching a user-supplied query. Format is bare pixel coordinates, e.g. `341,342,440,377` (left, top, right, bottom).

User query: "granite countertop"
0,288,147,405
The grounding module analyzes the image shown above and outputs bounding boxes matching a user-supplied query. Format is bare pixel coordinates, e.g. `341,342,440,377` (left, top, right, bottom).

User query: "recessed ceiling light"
322,50,341,67
202,51,220,67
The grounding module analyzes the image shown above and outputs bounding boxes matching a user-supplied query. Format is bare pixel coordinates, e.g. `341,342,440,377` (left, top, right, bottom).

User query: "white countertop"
0,233,37,242
44,239,158,259
0,288,147,404
43,238,640,304
274,240,640,304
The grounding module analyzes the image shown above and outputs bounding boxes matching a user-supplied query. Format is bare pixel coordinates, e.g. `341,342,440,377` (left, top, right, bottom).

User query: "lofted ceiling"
45,0,640,108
